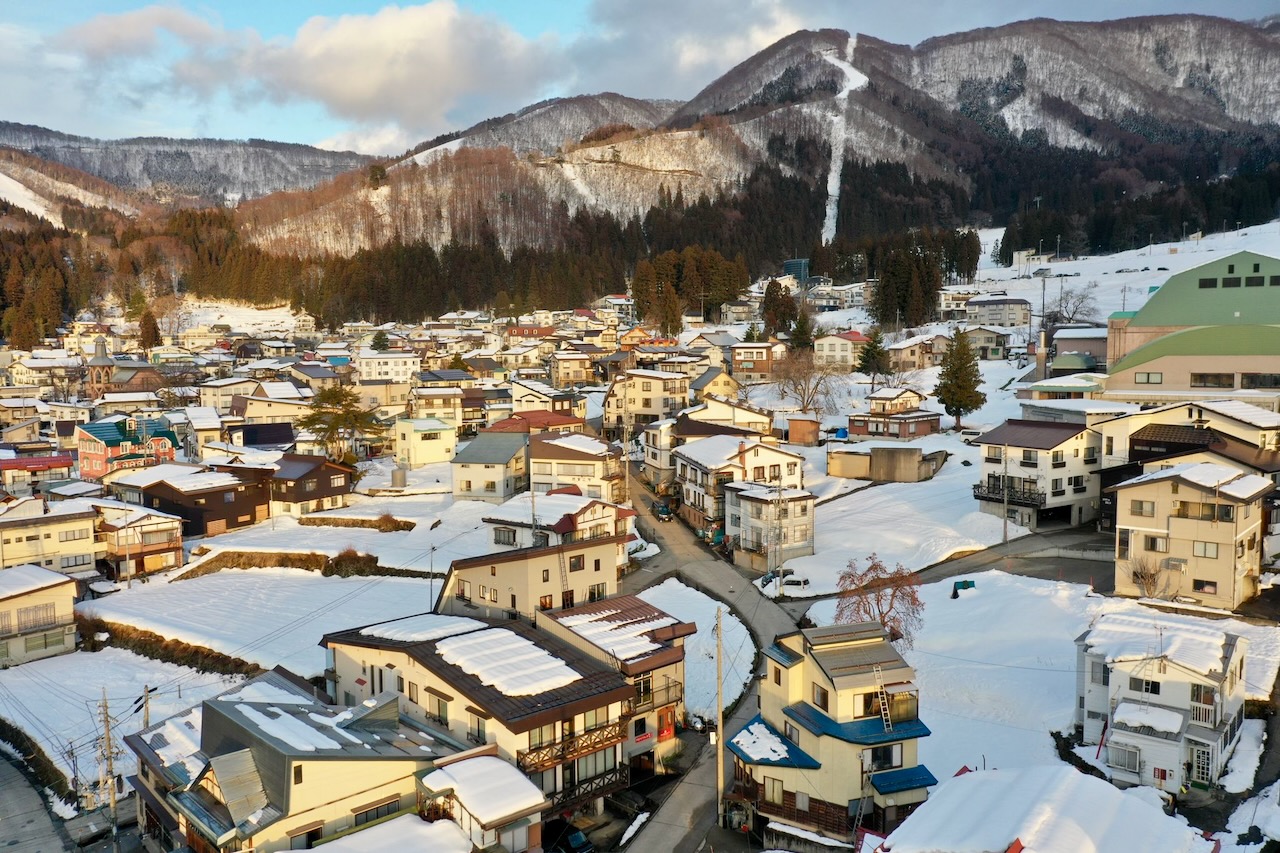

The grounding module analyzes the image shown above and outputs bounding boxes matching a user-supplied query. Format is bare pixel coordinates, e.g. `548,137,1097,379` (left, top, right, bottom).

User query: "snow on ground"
77,568,437,677
1221,719,1267,794
807,571,1280,781
620,812,650,846
182,299,299,336
818,36,868,244
0,171,62,226
636,578,753,718
1223,781,1280,853
356,457,453,495
0,648,236,784
777,435,1026,596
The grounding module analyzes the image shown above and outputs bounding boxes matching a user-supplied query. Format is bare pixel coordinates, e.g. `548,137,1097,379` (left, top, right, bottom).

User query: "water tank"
834,428,849,440
390,466,408,488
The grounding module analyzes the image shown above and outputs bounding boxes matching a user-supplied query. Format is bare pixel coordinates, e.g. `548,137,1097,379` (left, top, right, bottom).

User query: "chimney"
1036,329,1049,380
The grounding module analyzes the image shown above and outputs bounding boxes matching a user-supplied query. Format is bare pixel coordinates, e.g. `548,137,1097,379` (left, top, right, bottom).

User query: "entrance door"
1191,746,1212,784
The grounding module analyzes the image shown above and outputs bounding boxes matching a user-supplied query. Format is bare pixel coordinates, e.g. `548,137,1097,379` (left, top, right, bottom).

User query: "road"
0,754,70,853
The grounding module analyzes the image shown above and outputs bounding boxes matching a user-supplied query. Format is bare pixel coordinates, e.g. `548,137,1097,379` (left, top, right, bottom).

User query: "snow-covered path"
819,37,869,245
560,161,598,208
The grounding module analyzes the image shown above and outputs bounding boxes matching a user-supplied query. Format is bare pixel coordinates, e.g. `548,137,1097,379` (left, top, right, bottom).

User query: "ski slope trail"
819,37,869,245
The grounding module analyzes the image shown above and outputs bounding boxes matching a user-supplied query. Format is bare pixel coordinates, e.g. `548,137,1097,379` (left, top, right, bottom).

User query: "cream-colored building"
198,377,260,414
393,417,456,469
723,482,816,573
528,433,624,501
0,496,105,574
1110,461,1272,609
683,394,774,435
408,386,464,427
231,395,312,425
0,563,77,666
602,369,691,440
352,348,419,383
324,613,635,816
728,623,935,843
549,351,594,388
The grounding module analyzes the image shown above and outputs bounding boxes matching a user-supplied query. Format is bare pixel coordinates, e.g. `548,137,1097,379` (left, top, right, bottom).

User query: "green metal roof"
1050,352,1097,370
1110,324,1280,373
1124,251,1280,327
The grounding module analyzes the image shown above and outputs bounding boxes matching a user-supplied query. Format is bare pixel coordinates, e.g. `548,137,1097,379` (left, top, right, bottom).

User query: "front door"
1191,745,1212,785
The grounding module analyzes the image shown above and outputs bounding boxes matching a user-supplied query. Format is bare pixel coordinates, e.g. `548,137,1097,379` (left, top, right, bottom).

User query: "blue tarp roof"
726,714,821,770
869,764,938,794
784,702,931,746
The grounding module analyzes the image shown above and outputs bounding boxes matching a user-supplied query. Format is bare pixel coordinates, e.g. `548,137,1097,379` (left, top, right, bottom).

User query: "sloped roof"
1111,325,1280,374
451,432,528,465
976,419,1086,450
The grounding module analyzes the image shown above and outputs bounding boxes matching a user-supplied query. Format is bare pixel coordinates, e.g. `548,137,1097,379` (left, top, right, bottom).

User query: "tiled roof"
784,702,932,745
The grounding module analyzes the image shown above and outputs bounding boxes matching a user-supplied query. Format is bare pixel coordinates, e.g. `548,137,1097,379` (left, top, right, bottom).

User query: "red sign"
635,732,653,744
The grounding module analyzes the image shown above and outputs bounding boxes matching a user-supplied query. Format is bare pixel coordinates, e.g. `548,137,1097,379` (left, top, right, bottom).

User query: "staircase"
558,541,570,605
873,663,893,733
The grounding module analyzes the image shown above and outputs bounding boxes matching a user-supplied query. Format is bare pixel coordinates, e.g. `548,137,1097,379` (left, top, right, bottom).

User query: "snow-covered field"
182,299,300,336
637,578,754,719
807,571,1280,783
77,568,439,677
0,648,237,785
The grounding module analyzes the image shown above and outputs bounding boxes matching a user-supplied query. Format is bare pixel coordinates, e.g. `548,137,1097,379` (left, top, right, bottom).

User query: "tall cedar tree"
370,330,390,352
933,331,986,430
743,323,760,343
295,384,386,463
761,279,796,337
856,328,890,392
139,309,161,352
789,304,815,350
834,553,925,649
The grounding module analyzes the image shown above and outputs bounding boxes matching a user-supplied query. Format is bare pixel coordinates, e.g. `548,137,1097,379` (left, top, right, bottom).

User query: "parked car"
544,819,596,853
653,501,673,522
959,428,984,444
782,577,810,590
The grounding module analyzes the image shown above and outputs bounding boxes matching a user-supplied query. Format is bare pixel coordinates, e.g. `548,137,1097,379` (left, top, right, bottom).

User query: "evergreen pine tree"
789,307,815,350
857,328,890,392
370,330,390,351
934,331,986,431
139,309,161,352
744,323,759,343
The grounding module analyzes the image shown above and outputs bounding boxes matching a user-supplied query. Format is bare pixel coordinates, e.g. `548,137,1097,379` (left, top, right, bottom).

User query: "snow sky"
0,1,1271,154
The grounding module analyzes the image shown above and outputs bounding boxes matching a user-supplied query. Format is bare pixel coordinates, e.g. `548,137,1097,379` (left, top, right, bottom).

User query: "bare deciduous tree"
1127,556,1169,599
773,350,840,414
1053,281,1100,324
835,553,926,649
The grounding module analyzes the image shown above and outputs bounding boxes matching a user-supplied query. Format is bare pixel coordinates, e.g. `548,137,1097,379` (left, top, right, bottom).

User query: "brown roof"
976,419,1087,450
1130,423,1216,448
542,594,695,676
485,410,584,433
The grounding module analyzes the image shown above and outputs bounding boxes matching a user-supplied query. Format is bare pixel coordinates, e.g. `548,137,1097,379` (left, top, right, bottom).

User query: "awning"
127,776,177,831
885,683,918,695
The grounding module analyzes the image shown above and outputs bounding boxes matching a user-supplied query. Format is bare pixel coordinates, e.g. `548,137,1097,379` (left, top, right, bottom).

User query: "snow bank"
620,812,650,846
1220,719,1266,794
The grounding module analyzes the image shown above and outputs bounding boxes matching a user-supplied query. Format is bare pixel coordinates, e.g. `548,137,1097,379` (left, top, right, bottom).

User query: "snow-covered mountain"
0,122,370,205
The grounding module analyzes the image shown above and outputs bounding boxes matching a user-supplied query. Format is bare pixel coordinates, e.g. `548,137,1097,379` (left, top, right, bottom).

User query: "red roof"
485,410,584,432
836,330,869,342
0,455,74,472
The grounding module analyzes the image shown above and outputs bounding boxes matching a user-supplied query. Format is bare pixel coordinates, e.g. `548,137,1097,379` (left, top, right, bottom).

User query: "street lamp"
1182,221,1187,241
1038,238,1043,256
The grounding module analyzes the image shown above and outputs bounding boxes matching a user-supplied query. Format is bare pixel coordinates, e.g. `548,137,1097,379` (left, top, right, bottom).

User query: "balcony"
2,613,74,640
631,681,683,714
553,765,630,810
1190,704,1215,726
517,719,629,773
972,483,1046,508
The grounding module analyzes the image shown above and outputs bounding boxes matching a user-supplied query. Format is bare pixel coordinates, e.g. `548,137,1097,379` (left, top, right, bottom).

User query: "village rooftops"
451,432,528,465
480,491,633,531
674,434,802,471
541,594,695,673
530,433,618,458
1109,461,1273,501
1077,611,1239,678
976,419,1088,450
418,755,549,830
323,614,633,734
484,410,583,432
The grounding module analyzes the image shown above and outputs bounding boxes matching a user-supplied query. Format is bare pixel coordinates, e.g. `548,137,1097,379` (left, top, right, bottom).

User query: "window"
330,475,346,487
769,464,781,481
408,682,418,704
1129,677,1161,695
1193,541,1219,559
469,714,487,744
1144,536,1168,553
763,776,783,806
1021,450,1037,465
1198,277,1218,289
1051,450,1064,466
1191,684,1216,705
293,765,303,784
427,695,448,725
484,481,496,492
1117,529,1130,560
303,479,317,493
634,717,647,738
812,683,829,711
1108,745,1139,773
355,799,399,826
787,462,797,476
865,743,903,772
575,746,617,780
539,595,553,610
396,675,405,693
795,790,809,812
773,666,781,685
61,554,92,569
1193,579,1218,595
456,579,471,601
1135,372,1163,385
1130,500,1155,517
1222,276,1241,288
494,527,516,546
569,555,585,572
784,722,799,744
58,528,90,542
1191,373,1235,388
753,466,765,481
488,587,497,603
588,583,606,602
1091,661,1110,685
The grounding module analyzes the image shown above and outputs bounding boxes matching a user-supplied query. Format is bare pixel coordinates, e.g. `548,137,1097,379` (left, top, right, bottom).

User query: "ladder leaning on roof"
873,663,893,733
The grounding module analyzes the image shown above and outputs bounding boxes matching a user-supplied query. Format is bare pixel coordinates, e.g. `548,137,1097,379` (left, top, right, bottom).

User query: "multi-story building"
451,432,529,504
352,347,419,383
511,380,586,420
1076,611,1248,793
602,369,691,441
728,623,936,844
0,564,77,666
723,482,816,572
76,416,180,480
198,377,260,414
393,417,456,469
0,496,106,574
549,351,595,388
936,289,978,321
848,389,942,440
729,342,783,382
672,435,804,532
972,419,1101,530
814,331,869,372
887,335,948,372
324,613,636,815
1109,461,1271,609
262,454,355,518
95,501,184,579
683,394,774,435
965,293,1032,327
528,433,624,501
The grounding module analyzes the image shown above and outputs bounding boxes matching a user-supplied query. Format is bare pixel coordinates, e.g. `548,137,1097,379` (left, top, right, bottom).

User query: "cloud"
55,5,220,62
316,124,414,157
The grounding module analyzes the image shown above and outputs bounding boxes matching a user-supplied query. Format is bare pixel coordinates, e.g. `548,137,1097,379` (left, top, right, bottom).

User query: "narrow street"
0,754,71,852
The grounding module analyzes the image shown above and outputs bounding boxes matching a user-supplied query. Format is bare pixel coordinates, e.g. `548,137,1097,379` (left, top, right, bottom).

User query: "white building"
672,435,804,533
394,417,457,469
1076,612,1247,794
973,419,1100,529
723,482,815,572
352,348,419,383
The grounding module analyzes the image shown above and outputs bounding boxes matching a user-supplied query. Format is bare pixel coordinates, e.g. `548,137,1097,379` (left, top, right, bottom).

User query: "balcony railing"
553,766,630,810
517,719,629,773
3,613,74,640
631,681,683,714
1190,704,1215,726
972,483,1046,508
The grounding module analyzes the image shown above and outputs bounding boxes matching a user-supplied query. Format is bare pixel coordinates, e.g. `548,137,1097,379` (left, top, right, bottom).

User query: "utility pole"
715,606,725,829
1002,443,1010,544
99,687,119,853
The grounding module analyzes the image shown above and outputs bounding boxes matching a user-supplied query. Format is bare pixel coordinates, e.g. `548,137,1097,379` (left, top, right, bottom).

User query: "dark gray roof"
451,432,528,464
977,419,1087,450
690,367,727,390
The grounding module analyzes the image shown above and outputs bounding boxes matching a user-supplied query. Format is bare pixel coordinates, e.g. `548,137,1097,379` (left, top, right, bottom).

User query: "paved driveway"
0,755,69,853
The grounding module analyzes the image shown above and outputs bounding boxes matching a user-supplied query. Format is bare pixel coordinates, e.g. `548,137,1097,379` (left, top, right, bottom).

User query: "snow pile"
556,610,676,663
768,822,854,849
620,811,650,846
731,722,789,762
359,614,484,643
77,567,438,677
1113,702,1184,735
637,578,754,716
44,788,78,819
1220,719,1266,794
435,628,581,695
880,765,1214,853
421,756,545,824
1222,781,1280,851
235,705,342,751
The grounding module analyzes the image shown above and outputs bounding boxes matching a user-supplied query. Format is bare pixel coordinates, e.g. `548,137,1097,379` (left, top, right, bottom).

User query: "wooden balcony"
518,719,629,773
552,765,630,810
972,483,1045,508
631,681,682,714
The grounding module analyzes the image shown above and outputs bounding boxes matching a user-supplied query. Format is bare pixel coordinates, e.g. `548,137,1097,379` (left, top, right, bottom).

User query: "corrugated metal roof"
208,749,269,826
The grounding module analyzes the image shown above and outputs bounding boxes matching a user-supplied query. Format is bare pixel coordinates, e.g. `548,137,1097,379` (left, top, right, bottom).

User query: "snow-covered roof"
880,765,1213,853
554,608,677,665
1113,701,1185,736
1197,399,1280,429
358,614,483,643
1081,611,1236,676
673,434,800,470
625,368,681,379
731,720,790,761
1115,461,1273,500
1053,327,1108,340
183,406,222,430
321,816,471,853
435,627,581,696
541,434,614,456
162,471,245,493
0,563,74,599
482,491,596,527
421,755,547,826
